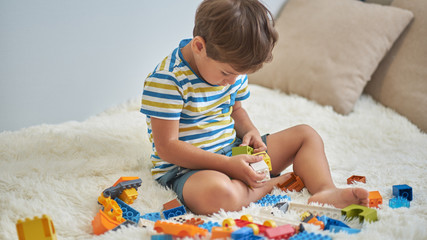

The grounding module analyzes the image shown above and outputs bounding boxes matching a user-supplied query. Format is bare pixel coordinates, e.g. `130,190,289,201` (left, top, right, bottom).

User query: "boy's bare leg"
266,124,369,208
182,170,291,215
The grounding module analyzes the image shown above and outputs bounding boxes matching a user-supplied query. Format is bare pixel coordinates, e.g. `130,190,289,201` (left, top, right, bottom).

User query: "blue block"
392,184,412,201
329,225,361,234
317,215,349,231
151,234,173,240
289,231,332,240
231,227,253,239
115,198,141,223
162,205,186,219
256,194,291,206
389,196,410,208
141,212,162,221
198,221,221,232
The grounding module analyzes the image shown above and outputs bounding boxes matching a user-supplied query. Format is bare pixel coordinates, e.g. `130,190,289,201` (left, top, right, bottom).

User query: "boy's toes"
352,188,369,206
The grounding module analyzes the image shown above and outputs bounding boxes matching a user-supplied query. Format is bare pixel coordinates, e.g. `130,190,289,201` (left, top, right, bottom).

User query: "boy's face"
197,56,241,86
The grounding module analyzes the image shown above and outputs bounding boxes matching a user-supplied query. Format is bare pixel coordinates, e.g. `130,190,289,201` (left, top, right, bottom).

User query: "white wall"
0,0,286,132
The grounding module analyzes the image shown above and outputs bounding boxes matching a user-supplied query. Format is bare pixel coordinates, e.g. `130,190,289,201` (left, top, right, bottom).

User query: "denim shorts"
156,135,269,206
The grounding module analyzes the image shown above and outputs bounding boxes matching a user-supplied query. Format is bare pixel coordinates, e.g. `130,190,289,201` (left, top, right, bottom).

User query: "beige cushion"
364,0,427,133
249,0,413,115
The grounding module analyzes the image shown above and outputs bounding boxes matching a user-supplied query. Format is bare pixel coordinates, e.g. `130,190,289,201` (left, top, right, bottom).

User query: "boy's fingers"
247,155,263,163
250,175,266,188
253,145,267,153
240,134,253,147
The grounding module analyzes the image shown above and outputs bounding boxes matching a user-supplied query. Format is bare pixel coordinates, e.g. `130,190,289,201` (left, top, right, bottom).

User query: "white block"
250,161,270,182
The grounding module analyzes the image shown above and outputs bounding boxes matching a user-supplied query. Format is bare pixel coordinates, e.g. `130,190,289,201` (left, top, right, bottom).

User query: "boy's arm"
150,116,266,187
231,101,267,152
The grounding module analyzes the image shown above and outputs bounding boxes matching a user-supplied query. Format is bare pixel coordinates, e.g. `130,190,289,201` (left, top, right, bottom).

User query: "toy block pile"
15,171,414,239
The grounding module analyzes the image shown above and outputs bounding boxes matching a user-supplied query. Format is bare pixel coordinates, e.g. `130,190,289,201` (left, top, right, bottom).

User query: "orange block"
211,227,233,239
277,172,305,192
163,199,182,210
347,175,366,184
369,191,383,208
154,221,208,237
113,176,140,186
92,210,122,235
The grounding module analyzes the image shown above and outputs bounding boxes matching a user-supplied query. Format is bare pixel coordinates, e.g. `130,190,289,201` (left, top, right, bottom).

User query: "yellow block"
16,215,57,240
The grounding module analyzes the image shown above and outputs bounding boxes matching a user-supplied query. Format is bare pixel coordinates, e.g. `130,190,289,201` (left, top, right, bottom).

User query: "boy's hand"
240,130,267,153
227,154,266,188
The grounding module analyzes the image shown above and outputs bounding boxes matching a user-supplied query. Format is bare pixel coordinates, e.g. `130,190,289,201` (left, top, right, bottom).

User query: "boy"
141,0,368,215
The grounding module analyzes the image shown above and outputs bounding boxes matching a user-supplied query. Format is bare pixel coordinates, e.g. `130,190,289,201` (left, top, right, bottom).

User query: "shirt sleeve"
235,75,250,101
140,72,184,120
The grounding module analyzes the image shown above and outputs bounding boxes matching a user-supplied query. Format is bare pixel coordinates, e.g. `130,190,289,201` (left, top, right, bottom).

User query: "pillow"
364,0,427,133
249,0,413,115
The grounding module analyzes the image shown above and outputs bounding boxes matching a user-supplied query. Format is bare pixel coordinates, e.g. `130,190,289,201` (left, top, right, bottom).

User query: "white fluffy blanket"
1,84,426,240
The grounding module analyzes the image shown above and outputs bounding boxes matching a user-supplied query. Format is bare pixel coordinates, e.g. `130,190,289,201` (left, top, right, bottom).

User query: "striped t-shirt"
140,39,250,179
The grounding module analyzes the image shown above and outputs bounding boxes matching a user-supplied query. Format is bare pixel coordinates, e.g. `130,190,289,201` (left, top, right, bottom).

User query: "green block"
231,146,254,156
341,204,378,223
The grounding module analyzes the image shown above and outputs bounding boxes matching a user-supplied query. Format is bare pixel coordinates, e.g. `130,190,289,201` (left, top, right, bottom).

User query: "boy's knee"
208,181,240,210
183,171,243,214
297,124,322,139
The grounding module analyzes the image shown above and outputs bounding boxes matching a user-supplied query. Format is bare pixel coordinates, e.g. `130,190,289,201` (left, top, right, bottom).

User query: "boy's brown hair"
194,0,278,73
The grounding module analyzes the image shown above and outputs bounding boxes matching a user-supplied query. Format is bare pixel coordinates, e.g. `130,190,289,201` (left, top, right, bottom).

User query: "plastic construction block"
231,226,264,240
141,212,162,222
163,205,186,219
139,218,155,229
92,210,122,235
274,201,290,214
264,224,296,239
368,191,383,208
16,215,57,240
112,219,137,232
211,227,233,239
185,217,204,226
103,177,142,199
227,216,272,235
341,204,378,223
232,145,254,156
151,234,173,240
249,210,302,227
389,196,410,209
317,215,349,231
115,198,141,224
198,221,221,232
119,187,138,204
256,194,290,207
163,199,182,210
231,227,254,239
288,202,342,220
301,212,325,230
276,172,305,192
154,221,208,237
250,160,270,182
329,225,361,234
289,231,332,240
97,195,125,223
317,215,360,234
392,184,413,201
253,151,272,171
113,176,140,186
347,175,366,184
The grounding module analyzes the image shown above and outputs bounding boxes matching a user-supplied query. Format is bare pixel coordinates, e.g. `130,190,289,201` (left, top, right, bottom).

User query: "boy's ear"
192,36,206,55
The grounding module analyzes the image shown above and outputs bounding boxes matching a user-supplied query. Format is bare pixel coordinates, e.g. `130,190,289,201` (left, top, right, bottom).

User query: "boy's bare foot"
308,187,369,208
269,172,294,186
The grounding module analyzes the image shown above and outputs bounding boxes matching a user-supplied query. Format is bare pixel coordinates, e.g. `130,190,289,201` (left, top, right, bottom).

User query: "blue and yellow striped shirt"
140,39,250,179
